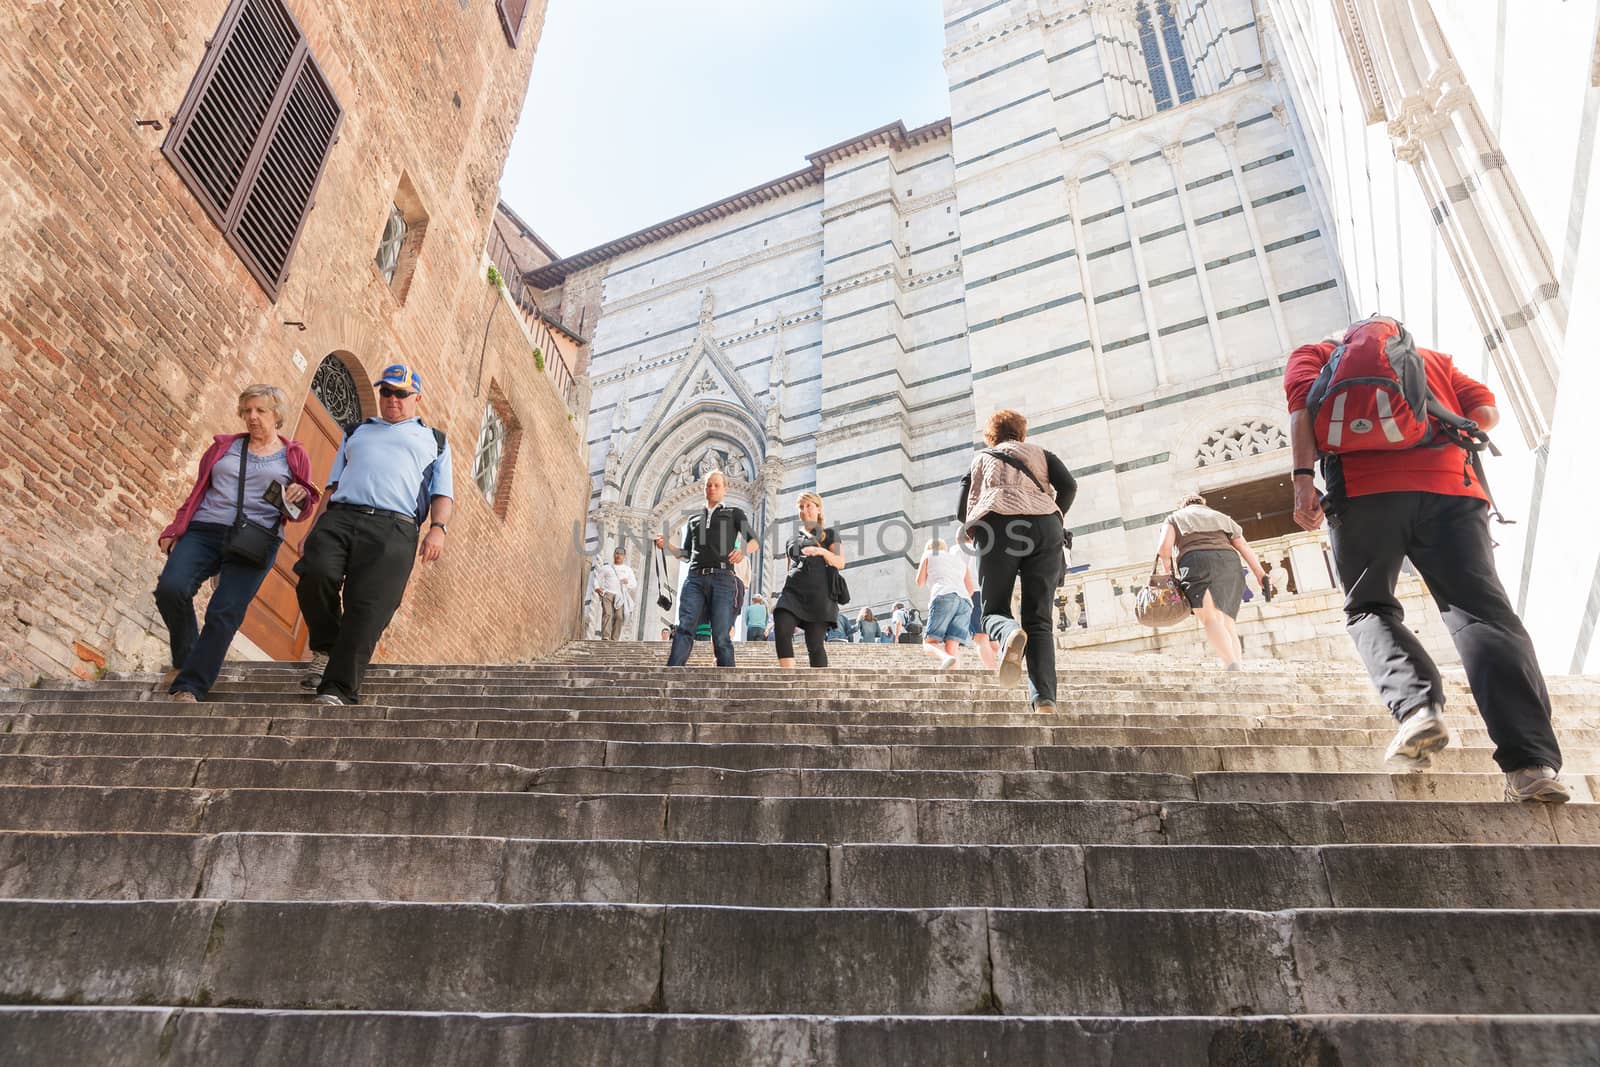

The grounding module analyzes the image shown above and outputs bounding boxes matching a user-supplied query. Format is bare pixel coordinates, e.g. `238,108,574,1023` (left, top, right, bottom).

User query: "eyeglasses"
378,386,413,399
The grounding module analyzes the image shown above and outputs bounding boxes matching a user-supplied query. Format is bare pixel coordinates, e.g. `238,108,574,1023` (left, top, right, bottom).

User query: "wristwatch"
429,522,449,533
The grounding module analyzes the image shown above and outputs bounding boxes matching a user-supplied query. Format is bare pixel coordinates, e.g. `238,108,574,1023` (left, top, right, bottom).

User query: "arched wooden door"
239,355,364,659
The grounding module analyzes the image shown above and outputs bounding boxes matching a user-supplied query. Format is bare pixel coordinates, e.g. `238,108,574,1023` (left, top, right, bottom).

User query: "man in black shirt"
654,470,760,667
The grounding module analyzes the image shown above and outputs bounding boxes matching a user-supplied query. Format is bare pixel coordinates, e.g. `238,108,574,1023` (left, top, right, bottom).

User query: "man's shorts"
925,591,973,643
969,590,984,636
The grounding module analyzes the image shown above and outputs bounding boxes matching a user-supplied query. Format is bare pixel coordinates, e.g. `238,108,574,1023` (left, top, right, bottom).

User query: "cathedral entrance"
1203,474,1298,542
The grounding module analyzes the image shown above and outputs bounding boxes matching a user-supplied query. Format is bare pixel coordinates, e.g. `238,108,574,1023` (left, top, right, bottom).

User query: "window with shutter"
162,0,343,300
496,0,530,47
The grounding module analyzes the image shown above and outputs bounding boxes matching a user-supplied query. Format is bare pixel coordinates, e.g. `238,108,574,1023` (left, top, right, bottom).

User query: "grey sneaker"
301,651,330,690
996,629,1028,688
1505,766,1571,804
167,690,199,703
1383,704,1450,770
311,692,347,706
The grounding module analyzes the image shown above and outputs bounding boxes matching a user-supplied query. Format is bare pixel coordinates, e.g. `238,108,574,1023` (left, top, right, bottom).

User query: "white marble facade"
542,0,1355,637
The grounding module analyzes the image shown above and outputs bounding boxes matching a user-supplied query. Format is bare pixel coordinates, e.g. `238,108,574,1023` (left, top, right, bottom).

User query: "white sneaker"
1383,705,1450,770
301,651,330,690
996,629,1028,688
312,693,347,706
935,651,957,671
1505,766,1572,804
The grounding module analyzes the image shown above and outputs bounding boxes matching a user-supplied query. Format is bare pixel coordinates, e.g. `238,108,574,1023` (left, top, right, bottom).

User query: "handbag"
828,566,850,606
220,441,283,568
1135,558,1191,628
655,546,674,611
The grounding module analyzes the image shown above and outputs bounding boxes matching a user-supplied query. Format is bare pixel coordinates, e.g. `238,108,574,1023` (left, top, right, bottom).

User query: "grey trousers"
599,594,625,640
1326,491,1561,772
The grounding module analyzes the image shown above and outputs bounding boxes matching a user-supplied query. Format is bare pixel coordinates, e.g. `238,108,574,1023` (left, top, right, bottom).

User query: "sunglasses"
378,385,414,399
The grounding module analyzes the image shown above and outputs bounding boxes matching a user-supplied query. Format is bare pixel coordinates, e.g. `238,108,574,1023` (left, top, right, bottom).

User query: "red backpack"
1305,315,1510,520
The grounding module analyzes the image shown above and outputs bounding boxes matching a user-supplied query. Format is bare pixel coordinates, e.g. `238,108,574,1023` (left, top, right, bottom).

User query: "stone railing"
1057,529,1360,631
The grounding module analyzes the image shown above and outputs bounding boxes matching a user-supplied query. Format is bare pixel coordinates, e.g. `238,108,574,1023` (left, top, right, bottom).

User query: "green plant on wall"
532,346,545,372
486,264,504,289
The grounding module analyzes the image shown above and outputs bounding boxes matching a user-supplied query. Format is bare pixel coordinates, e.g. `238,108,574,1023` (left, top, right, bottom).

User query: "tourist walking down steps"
1285,315,1569,802
772,491,846,668
155,385,320,702
590,546,636,641
655,470,759,667
1156,493,1271,671
296,364,454,707
960,408,1077,712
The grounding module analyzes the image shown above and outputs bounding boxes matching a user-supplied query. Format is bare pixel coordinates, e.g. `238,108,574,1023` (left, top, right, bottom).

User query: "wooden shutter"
163,0,342,299
497,0,530,47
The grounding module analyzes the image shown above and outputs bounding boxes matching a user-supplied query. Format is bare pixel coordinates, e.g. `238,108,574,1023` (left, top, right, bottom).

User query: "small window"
497,0,530,46
473,403,508,500
162,0,343,300
375,204,406,284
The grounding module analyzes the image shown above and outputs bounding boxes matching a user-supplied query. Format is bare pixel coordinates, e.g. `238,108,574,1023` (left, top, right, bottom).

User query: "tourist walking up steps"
1285,315,1568,802
156,385,320,701
655,470,759,667
296,364,453,706
1156,493,1271,671
916,538,975,670
772,491,846,668
960,409,1078,712
590,546,636,641
745,594,770,642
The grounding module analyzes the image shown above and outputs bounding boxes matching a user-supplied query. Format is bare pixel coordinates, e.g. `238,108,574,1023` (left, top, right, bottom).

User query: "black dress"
775,525,839,624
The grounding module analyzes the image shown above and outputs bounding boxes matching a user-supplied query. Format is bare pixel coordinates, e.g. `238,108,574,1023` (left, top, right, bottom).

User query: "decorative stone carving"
699,288,715,335
1195,419,1289,467
692,369,719,396
667,453,695,491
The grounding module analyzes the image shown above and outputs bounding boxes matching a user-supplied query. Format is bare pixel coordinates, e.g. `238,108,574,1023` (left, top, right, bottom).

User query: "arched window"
1137,1,1195,112
310,353,363,427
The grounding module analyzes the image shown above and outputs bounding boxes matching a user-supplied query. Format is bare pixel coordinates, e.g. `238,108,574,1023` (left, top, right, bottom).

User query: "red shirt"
1284,342,1495,501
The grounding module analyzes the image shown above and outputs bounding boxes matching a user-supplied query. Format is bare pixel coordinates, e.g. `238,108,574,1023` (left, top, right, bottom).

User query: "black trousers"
974,512,1064,706
773,608,829,667
294,507,417,702
1327,491,1561,772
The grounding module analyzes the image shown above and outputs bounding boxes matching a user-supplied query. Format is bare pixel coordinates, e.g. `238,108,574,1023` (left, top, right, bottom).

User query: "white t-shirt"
593,562,636,598
922,551,969,602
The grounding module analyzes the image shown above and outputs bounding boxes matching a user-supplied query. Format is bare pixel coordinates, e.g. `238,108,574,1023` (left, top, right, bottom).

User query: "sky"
499,0,953,257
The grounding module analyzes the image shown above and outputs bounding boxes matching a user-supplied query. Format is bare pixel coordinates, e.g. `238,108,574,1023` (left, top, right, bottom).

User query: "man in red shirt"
1284,321,1568,802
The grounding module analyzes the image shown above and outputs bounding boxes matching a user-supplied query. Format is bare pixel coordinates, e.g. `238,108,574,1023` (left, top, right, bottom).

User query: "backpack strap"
984,447,1050,496
1424,399,1514,525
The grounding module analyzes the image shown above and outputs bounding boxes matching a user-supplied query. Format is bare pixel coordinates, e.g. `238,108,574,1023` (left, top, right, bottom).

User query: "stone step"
5,1007,1599,1067
5,832,1600,910
2,785,1595,844
10,729,1600,777
11,705,1594,750
3,899,1599,1016
1,754,1595,803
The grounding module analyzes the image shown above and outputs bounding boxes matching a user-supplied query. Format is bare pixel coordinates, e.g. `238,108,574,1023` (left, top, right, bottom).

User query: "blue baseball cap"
374,364,422,394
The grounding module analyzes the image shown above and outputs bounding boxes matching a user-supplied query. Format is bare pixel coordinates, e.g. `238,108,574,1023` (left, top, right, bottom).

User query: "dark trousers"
294,507,417,702
1327,491,1561,772
773,608,829,667
154,522,272,698
668,569,736,666
974,512,1065,706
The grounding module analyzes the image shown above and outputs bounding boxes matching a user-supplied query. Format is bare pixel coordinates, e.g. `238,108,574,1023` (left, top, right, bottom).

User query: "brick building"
0,0,591,684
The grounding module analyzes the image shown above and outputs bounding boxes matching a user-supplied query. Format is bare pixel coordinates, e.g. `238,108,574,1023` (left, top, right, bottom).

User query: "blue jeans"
154,522,273,698
925,592,973,643
668,569,737,666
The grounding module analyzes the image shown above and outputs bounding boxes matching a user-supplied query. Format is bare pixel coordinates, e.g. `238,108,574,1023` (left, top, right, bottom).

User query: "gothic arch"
621,399,768,510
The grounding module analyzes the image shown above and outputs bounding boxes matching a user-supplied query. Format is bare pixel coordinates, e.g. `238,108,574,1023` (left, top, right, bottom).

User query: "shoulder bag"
220,442,283,568
1134,557,1190,628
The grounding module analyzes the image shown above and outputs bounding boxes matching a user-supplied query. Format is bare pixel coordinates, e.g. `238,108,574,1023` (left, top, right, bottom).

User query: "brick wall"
0,0,590,684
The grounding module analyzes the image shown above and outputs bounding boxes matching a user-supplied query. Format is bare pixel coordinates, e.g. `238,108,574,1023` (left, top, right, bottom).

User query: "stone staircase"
1,640,1598,1064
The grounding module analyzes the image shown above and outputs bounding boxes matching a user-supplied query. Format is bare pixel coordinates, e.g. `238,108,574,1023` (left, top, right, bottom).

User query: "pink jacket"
160,433,321,542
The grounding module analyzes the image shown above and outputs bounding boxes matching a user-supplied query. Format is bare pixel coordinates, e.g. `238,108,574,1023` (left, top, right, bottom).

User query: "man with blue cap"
296,363,454,705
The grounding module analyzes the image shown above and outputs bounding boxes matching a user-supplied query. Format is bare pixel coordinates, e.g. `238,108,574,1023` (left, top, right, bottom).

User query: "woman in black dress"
773,491,846,668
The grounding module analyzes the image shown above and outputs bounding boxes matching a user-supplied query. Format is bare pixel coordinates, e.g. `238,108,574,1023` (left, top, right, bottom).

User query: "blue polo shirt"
328,417,453,516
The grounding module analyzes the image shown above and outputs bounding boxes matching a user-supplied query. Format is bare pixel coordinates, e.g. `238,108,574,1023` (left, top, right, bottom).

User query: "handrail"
485,225,585,417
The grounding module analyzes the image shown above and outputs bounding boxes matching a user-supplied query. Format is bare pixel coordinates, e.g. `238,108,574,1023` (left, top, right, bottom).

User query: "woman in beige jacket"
959,409,1078,711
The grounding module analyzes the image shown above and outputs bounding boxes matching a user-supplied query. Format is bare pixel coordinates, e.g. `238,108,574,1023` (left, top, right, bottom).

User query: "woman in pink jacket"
155,385,320,701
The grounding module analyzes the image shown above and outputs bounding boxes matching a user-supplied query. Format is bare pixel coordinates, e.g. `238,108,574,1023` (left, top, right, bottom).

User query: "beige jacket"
963,441,1059,527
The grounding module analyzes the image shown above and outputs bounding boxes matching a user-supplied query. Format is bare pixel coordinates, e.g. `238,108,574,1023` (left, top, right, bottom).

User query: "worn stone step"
4,754,1593,804
2,785,1595,844
3,899,1599,1015
4,1007,1598,1067
5,832,1600,910
12,726,1600,777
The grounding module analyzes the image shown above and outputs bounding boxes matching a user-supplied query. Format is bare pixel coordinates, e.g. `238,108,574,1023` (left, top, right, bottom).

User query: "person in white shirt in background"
591,546,637,641
916,539,976,670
